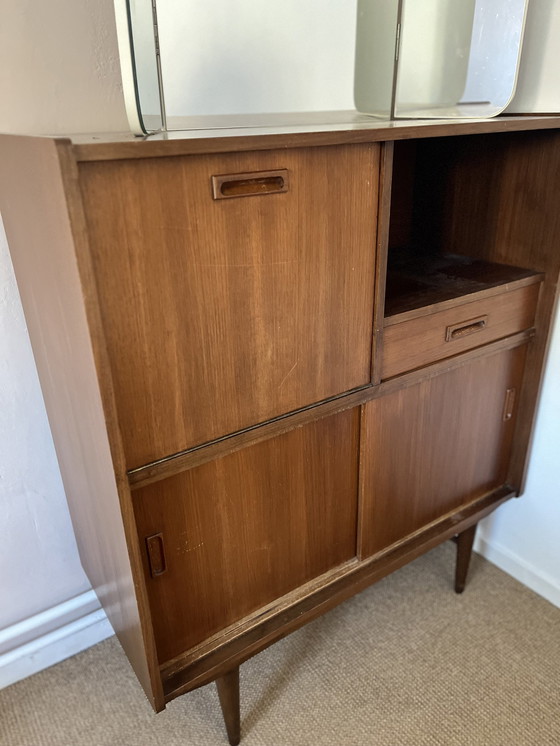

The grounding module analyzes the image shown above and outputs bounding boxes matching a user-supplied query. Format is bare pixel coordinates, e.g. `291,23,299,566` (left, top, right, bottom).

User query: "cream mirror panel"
114,0,165,134
114,0,357,134
356,0,529,119
115,0,528,134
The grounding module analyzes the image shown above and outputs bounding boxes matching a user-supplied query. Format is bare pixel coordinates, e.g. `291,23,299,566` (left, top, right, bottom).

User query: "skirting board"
0,590,113,690
474,535,560,610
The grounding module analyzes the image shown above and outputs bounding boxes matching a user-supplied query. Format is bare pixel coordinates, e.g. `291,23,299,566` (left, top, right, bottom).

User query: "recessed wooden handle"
503,388,516,421
212,169,289,199
146,533,166,577
445,315,488,342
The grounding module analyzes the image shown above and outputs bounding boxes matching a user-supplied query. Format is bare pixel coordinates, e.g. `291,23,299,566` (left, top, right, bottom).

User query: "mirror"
158,0,356,129
115,0,358,133
114,0,165,133
356,0,529,119
115,0,528,134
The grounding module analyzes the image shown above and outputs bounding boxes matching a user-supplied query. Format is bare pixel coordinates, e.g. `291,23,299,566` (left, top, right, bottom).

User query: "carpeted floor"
2,542,559,746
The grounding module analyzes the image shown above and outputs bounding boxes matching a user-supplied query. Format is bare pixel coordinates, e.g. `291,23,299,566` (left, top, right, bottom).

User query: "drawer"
80,144,379,468
382,283,539,378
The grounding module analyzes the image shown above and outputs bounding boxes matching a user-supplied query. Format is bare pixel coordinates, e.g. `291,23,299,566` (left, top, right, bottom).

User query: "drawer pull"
503,388,516,421
146,533,167,577
446,315,488,342
212,169,289,199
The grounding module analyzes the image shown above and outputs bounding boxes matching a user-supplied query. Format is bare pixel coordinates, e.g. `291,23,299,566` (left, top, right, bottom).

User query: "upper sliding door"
79,144,379,468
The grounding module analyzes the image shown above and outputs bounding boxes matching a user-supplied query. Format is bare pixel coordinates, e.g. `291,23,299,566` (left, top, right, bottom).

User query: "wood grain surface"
4,119,560,723
216,668,241,746
127,329,532,490
359,345,527,557
0,136,164,709
133,409,360,663
382,283,539,378
80,145,379,468
371,142,394,385
384,253,541,323
161,487,513,700
396,131,560,490
70,114,560,163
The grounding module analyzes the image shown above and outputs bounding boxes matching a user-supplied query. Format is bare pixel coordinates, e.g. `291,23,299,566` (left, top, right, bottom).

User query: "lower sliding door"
133,408,360,666
359,345,527,558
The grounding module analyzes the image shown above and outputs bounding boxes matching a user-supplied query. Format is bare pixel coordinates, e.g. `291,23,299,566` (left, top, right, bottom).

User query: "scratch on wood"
278,360,298,390
178,541,205,555
195,260,297,269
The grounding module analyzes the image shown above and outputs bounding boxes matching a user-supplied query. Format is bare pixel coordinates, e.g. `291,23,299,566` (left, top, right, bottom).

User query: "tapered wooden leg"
454,523,477,594
216,667,240,746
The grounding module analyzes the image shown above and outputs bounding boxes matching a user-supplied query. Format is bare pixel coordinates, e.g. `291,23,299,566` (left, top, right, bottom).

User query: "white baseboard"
474,534,560,609
0,590,114,690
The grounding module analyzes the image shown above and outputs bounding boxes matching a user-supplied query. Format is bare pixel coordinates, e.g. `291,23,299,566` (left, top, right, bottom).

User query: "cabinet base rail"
162,489,510,705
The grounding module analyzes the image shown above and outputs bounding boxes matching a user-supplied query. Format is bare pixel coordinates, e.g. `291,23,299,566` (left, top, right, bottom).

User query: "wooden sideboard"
2,115,560,744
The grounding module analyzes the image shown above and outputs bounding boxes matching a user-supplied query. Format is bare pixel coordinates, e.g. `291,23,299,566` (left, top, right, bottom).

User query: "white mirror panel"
395,0,528,118
354,0,400,118
156,0,356,130
114,0,164,134
396,0,477,115
116,0,529,133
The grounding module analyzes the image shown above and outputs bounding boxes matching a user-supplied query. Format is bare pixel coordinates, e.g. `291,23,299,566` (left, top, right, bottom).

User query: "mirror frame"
113,0,165,135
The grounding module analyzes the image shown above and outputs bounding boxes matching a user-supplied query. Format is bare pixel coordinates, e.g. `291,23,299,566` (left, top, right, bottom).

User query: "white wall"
0,0,128,136
0,0,127,686
0,0,559,690
473,0,560,607
0,232,89,627
475,307,560,607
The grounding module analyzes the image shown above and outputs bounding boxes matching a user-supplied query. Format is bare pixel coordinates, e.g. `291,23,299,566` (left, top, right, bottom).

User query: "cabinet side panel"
0,136,163,709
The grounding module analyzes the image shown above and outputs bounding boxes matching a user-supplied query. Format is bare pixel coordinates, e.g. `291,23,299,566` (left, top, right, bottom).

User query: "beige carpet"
2,542,559,746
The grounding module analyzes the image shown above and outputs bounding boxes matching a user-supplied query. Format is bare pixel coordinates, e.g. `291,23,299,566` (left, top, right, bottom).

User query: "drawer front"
133,409,360,664
80,144,379,469
382,283,539,378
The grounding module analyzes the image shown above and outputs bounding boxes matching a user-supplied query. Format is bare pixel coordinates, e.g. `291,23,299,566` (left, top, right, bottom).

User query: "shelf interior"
385,250,540,322
384,137,542,324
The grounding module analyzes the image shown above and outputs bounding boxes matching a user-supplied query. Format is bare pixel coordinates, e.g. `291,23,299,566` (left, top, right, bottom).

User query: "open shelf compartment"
385,250,542,325
384,137,543,326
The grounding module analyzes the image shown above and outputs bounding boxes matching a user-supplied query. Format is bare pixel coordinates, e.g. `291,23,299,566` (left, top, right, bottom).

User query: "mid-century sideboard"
2,115,559,744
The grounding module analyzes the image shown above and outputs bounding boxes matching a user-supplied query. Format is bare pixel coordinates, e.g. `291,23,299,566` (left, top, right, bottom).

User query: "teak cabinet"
2,116,560,745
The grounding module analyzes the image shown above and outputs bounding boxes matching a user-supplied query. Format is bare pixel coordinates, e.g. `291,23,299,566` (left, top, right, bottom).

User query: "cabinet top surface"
37,112,560,162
